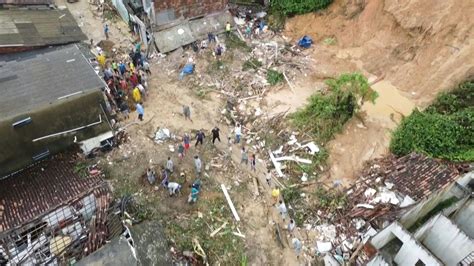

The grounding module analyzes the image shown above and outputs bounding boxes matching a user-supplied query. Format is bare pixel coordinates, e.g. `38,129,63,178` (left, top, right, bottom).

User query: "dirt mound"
282,0,474,185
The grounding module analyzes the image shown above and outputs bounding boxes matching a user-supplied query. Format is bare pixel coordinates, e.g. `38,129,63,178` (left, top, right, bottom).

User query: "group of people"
96,40,151,123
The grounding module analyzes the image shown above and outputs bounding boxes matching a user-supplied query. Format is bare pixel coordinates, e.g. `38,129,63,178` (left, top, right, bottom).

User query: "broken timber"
283,72,295,93
268,150,284,177
210,222,227,237
221,184,241,221
275,155,312,164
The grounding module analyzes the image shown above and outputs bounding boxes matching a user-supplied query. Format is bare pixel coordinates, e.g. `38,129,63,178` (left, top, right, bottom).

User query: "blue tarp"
179,64,195,80
298,36,313,48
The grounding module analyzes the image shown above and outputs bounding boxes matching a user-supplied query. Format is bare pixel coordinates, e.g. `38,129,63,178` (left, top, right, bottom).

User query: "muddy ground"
67,0,474,264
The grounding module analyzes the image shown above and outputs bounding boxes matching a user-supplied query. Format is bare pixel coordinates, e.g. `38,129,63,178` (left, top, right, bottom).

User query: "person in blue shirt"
118,61,126,76
104,24,109,39
136,102,144,121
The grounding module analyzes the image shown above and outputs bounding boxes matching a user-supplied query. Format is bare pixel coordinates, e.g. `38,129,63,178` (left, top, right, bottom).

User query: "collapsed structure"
0,152,122,264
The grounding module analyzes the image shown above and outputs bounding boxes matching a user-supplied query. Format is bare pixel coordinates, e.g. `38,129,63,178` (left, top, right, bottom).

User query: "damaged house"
0,44,114,178
0,152,122,264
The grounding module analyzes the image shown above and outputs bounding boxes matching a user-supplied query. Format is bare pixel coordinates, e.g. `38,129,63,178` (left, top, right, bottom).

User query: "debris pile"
296,153,462,264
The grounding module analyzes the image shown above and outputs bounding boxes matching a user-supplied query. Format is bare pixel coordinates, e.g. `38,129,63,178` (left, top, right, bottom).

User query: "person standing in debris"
265,169,272,186
146,168,156,184
97,53,106,69
183,105,192,121
161,172,169,190
208,32,216,43
211,126,221,144
130,71,139,87
245,24,252,39
136,102,144,121
132,86,141,103
195,130,205,146
272,187,280,204
250,154,256,172
194,155,202,176
166,157,174,174
129,61,136,73
142,60,151,75
287,219,296,234
234,123,242,144
291,238,302,259
177,143,185,160
112,60,119,74
241,147,248,165
167,182,181,196
188,184,200,203
104,24,109,39
183,133,191,153
119,61,127,76
137,83,147,101
120,101,130,120
225,21,231,37
215,44,223,60
277,200,288,221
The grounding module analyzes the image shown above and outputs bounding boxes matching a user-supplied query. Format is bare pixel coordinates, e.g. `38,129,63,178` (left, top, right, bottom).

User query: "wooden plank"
221,184,240,222
210,222,227,237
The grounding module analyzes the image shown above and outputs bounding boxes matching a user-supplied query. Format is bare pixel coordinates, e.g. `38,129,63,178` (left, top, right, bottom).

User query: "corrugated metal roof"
154,11,232,53
0,44,105,119
0,0,52,5
0,9,86,48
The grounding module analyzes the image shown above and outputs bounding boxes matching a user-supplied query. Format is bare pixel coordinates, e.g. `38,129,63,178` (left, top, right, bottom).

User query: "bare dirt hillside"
280,0,474,185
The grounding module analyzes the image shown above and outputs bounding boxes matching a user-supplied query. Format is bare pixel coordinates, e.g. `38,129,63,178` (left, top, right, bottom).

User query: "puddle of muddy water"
362,80,416,127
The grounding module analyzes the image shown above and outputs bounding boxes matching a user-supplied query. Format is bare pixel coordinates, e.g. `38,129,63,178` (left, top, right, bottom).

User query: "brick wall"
154,0,227,19
0,46,40,54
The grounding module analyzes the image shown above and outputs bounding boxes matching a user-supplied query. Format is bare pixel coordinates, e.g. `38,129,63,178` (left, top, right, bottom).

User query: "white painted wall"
370,222,442,265
415,214,474,265
453,198,474,237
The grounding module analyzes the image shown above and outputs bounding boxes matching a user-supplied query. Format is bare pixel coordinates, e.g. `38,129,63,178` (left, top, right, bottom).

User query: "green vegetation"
409,197,459,232
242,58,263,71
225,33,251,52
390,80,474,161
291,73,377,143
313,187,347,210
323,37,337,45
267,69,284,85
271,0,333,16
164,197,245,264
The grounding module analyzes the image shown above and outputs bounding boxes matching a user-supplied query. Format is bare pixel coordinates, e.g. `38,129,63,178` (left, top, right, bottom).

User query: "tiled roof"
386,153,459,201
0,152,104,232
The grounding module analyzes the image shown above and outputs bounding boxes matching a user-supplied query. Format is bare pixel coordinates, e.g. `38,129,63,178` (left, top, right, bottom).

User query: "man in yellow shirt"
97,53,106,68
132,87,141,103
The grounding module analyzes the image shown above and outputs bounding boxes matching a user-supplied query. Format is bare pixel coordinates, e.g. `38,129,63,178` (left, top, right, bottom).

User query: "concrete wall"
0,90,111,177
453,198,474,237
154,0,227,20
371,222,442,265
414,214,474,265
399,177,469,228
